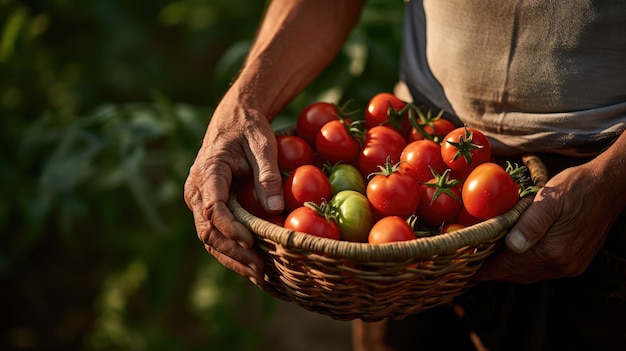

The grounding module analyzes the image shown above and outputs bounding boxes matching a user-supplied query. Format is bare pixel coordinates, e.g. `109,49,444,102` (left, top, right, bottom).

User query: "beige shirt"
401,0,626,155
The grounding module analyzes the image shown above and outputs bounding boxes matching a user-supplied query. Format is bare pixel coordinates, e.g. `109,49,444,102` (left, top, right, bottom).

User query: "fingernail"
506,229,528,252
266,195,283,211
249,276,259,286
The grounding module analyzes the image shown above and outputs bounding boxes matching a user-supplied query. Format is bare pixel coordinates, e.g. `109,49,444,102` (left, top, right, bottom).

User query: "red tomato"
440,127,492,173
296,102,339,146
416,171,463,228
408,117,457,143
365,92,411,136
235,177,274,218
462,162,520,220
284,165,332,212
276,135,315,172
368,216,415,244
315,120,361,165
358,126,406,178
284,205,341,240
366,160,420,218
399,140,447,183
455,206,482,227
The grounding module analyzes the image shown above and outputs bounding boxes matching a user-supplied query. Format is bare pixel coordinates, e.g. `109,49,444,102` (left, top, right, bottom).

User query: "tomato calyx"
407,214,436,237
445,126,485,167
422,168,462,206
505,161,540,197
367,156,403,179
407,105,446,143
303,200,338,223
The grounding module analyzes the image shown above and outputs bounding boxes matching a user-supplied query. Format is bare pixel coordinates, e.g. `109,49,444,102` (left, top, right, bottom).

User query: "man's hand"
480,162,624,283
184,101,284,285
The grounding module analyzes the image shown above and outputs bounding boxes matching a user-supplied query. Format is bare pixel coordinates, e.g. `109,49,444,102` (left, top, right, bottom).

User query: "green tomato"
327,163,366,195
330,190,374,242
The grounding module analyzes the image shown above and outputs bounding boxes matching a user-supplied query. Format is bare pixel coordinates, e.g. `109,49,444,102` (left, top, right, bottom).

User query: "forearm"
227,0,366,120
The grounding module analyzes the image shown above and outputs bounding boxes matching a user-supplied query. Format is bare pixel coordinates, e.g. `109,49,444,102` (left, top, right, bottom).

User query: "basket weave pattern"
228,155,548,321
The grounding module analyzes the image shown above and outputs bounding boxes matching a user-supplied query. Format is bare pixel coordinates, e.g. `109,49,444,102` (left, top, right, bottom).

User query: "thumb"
504,189,556,253
245,131,285,213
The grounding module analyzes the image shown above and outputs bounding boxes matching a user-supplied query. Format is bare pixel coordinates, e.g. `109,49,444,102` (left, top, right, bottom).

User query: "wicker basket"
227,153,548,321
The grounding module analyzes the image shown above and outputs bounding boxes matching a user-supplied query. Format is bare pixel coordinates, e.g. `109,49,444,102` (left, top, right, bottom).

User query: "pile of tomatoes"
235,92,534,245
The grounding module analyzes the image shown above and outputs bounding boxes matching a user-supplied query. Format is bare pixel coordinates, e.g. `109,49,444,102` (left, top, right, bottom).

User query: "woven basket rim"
228,151,548,262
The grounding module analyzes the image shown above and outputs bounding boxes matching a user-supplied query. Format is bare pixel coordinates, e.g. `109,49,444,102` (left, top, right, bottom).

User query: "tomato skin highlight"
283,165,332,212
330,190,374,242
400,140,447,183
368,216,416,244
365,92,410,136
315,120,360,165
296,102,339,146
366,166,420,219
284,206,341,240
440,127,492,173
416,179,462,228
276,135,315,172
461,162,520,220
327,163,366,195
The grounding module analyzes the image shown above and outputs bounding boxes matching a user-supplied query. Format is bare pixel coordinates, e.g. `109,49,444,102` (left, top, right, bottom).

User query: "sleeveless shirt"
401,0,626,155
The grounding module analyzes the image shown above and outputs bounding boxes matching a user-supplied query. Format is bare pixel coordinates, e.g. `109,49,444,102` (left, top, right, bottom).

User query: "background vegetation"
0,0,404,350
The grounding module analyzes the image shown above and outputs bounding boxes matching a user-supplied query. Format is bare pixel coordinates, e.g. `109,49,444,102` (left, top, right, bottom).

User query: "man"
184,1,626,349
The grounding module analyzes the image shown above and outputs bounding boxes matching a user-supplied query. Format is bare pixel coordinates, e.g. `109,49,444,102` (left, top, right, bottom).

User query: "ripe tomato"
416,170,463,228
358,126,406,179
366,159,420,218
296,102,339,146
325,163,366,195
315,119,361,165
462,162,520,220
330,190,374,242
368,216,415,244
365,92,411,136
399,140,447,183
408,117,457,143
455,206,482,227
235,177,274,218
283,165,332,212
440,127,492,173
276,135,314,172
284,205,341,240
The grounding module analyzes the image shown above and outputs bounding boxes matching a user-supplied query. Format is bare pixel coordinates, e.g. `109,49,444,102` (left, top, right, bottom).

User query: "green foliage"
1,0,404,350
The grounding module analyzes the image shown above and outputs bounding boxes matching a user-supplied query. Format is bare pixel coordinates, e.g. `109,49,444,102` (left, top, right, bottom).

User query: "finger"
203,243,265,286
504,186,557,253
243,129,285,213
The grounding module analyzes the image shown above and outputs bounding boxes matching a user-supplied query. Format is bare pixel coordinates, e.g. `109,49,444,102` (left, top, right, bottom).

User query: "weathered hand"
480,163,623,283
184,100,284,285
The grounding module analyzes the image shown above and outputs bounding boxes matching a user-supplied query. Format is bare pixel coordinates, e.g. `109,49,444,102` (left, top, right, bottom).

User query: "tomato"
283,165,332,212
315,119,361,165
368,216,415,244
462,162,520,220
366,159,420,218
330,190,374,242
416,169,463,228
358,126,406,178
455,206,482,227
284,204,341,240
399,140,447,183
296,102,339,146
364,92,411,136
276,135,315,172
235,177,274,218
440,127,492,173
408,117,457,143
442,223,466,233
325,163,366,195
